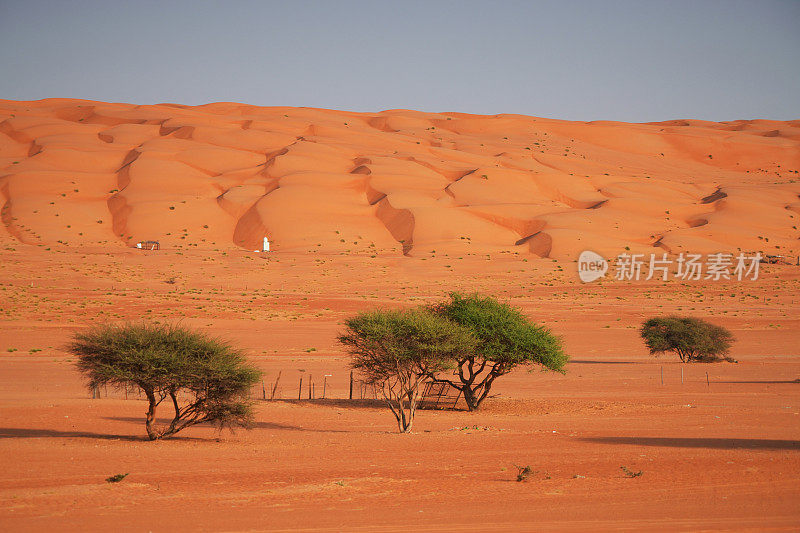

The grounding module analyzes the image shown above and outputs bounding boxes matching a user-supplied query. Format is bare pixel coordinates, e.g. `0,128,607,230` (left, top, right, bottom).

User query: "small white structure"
136,240,160,251
263,237,270,252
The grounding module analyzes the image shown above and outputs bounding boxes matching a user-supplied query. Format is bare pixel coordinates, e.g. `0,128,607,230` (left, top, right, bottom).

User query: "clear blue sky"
1,0,797,122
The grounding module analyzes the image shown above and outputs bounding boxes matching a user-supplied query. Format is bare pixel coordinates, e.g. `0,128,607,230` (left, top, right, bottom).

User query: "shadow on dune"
105,416,215,427
568,360,637,365
0,427,147,441
1,401,393,440
579,436,800,451
267,398,387,409
713,380,800,384
105,416,366,434
250,421,355,433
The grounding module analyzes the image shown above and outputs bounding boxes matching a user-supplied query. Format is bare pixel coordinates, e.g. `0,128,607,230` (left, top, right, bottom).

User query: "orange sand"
1,99,798,259
1,99,799,531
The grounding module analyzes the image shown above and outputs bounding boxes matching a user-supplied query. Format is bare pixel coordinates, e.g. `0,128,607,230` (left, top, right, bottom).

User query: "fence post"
308,374,313,399
271,371,282,400
349,371,354,400
298,376,303,400
262,380,266,400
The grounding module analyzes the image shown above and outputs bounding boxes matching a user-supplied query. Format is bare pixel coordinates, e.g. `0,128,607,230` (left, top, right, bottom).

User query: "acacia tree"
429,293,568,411
640,316,734,362
338,308,474,432
69,322,262,440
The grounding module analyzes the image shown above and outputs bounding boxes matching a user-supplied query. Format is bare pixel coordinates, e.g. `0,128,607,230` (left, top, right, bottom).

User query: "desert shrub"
338,308,474,432
515,465,533,482
69,322,262,440
640,316,734,362
429,293,568,411
621,466,643,478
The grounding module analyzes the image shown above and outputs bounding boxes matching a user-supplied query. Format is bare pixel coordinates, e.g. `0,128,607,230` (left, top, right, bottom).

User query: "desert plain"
0,99,799,531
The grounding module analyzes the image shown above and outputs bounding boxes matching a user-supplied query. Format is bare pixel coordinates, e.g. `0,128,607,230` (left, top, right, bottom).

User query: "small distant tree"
69,323,262,440
430,293,568,411
338,309,474,432
640,316,734,363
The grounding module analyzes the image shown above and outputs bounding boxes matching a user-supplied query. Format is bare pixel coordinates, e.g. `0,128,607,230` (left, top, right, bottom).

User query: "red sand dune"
1,99,798,258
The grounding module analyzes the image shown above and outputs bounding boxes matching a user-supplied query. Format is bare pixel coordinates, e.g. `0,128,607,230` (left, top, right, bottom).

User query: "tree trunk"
473,380,494,410
399,398,413,433
396,398,409,432
391,390,416,433
161,390,182,437
401,388,421,433
461,371,499,411
463,387,478,411
143,388,159,440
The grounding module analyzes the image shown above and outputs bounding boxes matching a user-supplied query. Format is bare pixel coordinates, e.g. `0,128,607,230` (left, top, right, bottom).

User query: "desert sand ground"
1,100,799,531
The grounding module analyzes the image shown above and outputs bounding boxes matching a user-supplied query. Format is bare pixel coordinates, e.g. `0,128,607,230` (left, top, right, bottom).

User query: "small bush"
621,466,643,478
515,465,533,482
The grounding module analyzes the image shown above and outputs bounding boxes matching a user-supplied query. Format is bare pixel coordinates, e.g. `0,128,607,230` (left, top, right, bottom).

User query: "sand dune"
1,98,798,258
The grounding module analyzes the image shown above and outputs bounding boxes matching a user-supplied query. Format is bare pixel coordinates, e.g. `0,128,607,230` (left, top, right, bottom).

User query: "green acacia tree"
640,316,734,362
338,308,474,432
69,322,262,440
429,293,568,411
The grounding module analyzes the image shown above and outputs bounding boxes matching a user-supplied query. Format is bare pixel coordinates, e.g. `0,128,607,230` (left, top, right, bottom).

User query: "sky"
0,0,798,122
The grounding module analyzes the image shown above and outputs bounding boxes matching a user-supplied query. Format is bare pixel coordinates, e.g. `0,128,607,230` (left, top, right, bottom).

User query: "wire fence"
86,370,379,401
251,370,379,400
85,366,729,403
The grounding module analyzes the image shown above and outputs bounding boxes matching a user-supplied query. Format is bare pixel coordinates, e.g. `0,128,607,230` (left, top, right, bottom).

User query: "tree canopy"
338,308,474,432
429,293,568,410
640,316,735,363
70,322,262,440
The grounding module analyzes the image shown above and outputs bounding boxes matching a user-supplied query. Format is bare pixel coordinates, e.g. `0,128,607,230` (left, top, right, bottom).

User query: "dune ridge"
0,98,798,259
